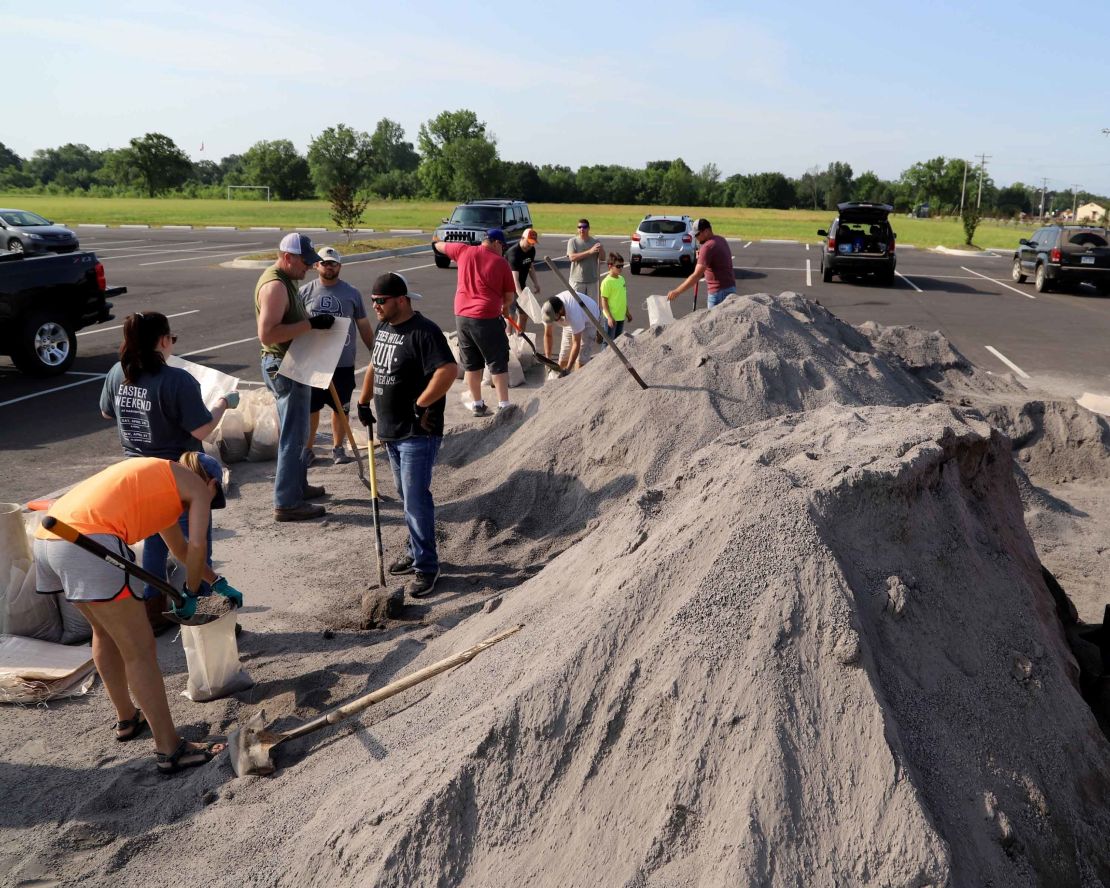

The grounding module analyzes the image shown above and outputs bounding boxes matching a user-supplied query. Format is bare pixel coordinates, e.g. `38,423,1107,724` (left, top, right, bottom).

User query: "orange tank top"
36,458,183,544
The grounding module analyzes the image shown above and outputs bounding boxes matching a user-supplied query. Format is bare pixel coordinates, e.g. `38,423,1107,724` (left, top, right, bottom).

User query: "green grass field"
0,194,1034,250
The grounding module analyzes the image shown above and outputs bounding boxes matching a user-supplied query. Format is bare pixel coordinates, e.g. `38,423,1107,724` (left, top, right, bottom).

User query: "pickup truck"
0,250,126,376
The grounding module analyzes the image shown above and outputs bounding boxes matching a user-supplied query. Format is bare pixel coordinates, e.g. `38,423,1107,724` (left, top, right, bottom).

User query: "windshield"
1,211,51,227
640,220,687,235
449,207,503,227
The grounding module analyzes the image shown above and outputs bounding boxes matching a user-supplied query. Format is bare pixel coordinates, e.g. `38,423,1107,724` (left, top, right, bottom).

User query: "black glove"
309,314,335,330
414,402,434,433
357,402,374,427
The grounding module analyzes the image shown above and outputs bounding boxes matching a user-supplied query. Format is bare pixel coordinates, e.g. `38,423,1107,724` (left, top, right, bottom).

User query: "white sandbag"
645,294,675,327
482,351,525,388
247,403,279,462
445,333,465,380
180,610,253,702
511,333,536,370
518,287,543,324
239,387,277,442
4,562,62,643
0,634,95,704
58,594,92,644
215,410,249,463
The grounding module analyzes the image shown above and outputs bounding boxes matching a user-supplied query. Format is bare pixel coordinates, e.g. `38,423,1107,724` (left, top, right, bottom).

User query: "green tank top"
253,265,306,358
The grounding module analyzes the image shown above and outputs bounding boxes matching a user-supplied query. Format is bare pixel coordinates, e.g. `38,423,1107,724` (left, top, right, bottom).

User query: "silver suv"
629,214,696,275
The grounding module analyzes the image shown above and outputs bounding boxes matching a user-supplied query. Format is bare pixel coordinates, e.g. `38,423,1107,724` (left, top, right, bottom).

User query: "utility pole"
975,153,991,210
1071,183,1081,219
959,159,970,215
1039,177,1049,219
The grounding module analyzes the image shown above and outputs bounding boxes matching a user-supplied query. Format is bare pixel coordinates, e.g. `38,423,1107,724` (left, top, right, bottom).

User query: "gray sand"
2,292,1108,887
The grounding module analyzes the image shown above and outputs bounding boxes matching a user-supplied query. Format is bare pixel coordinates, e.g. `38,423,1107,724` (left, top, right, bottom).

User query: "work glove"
222,392,240,409
309,314,335,330
357,402,374,427
414,402,434,433
169,580,210,620
212,576,243,608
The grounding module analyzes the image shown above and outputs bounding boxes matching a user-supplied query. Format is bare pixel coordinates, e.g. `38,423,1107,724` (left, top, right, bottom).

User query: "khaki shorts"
558,324,595,367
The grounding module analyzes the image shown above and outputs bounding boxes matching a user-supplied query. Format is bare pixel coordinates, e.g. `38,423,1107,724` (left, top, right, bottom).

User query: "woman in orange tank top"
35,454,230,774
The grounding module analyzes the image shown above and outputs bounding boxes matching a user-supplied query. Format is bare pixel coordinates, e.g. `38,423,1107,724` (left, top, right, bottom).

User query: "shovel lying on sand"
229,624,523,776
505,315,562,373
39,517,232,627
329,382,386,588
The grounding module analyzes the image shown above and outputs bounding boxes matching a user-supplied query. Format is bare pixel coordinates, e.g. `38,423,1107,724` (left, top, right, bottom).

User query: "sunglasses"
320,260,339,268
371,295,400,305
577,224,589,229
611,264,624,269
163,333,178,343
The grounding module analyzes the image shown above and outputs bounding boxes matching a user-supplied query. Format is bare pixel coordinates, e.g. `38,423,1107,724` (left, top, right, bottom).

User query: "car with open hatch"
1011,225,1110,294
0,208,80,255
818,203,897,285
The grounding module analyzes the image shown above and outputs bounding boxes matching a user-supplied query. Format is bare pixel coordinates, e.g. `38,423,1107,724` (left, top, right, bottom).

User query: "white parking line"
94,241,209,259
140,248,264,266
961,266,1035,299
77,309,199,337
0,374,105,409
342,248,432,267
78,239,152,248
742,242,752,249
896,271,923,292
985,346,1030,379
395,262,435,273
805,243,810,251
805,259,812,287
179,335,258,357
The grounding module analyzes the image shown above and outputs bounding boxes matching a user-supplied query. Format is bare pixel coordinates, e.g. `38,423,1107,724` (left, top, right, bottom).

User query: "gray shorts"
456,316,510,375
570,281,597,299
34,535,140,603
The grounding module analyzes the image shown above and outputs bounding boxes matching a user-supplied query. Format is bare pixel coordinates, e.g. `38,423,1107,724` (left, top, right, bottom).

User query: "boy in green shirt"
600,251,632,344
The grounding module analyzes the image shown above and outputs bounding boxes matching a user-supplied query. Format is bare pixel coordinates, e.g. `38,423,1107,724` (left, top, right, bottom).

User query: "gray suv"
432,199,532,268
629,214,696,275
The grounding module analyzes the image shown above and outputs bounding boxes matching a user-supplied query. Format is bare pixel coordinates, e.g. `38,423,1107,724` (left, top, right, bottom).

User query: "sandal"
156,739,226,775
115,709,149,743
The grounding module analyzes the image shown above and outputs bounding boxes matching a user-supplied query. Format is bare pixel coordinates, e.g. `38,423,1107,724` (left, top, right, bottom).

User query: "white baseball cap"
318,246,342,265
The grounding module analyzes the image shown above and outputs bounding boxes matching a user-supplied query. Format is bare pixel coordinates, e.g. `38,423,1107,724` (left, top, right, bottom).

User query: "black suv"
817,203,897,285
1011,225,1110,294
432,199,533,268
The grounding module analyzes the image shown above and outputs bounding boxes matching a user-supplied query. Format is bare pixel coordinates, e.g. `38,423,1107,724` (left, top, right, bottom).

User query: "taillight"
631,233,640,242
95,262,107,290
682,235,692,243
1050,247,1061,263
890,238,896,253
827,237,836,252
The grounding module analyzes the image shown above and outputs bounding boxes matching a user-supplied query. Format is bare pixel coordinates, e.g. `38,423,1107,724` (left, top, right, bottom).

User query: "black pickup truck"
0,250,125,376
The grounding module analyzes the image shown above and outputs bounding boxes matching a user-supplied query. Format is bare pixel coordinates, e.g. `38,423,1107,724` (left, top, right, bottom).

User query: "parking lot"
3,227,1109,503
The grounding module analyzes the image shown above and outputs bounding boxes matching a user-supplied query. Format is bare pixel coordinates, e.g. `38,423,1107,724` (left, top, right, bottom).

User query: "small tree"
328,183,371,242
961,203,981,246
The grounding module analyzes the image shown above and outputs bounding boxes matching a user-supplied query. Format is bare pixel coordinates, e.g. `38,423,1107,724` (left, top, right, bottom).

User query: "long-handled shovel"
542,256,649,390
228,623,523,776
329,382,386,589
505,315,562,373
39,517,230,626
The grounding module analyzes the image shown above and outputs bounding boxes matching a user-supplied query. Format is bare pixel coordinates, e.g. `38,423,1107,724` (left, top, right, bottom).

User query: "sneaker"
303,483,327,499
306,451,321,467
408,570,440,598
388,554,415,575
497,402,515,414
332,447,353,465
274,502,326,522
463,399,490,417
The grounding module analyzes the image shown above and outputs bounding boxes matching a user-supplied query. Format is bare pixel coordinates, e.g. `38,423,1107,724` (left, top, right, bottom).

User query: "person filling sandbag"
99,311,242,631
33,454,242,775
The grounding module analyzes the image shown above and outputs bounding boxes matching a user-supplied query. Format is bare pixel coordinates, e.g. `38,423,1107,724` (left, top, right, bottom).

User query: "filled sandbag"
215,410,249,463
4,562,62,643
57,595,92,644
247,404,279,462
482,351,525,388
511,333,536,371
180,610,253,701
445,333,465,380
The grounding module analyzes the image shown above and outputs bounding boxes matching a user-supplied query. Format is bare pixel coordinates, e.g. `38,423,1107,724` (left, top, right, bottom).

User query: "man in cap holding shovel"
666,218,737,308
356,273,457,599
254,232,334,522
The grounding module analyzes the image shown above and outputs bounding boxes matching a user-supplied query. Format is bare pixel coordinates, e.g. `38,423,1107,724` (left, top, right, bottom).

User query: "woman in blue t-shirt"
99,312,242,618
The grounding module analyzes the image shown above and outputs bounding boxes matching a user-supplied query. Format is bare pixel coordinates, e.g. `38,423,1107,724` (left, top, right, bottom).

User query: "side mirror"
1019,238,1030,246
817,229,827,237
441,218,449,224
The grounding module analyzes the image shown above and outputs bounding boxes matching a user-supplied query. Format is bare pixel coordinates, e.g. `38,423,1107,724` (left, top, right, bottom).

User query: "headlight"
26,233,43,239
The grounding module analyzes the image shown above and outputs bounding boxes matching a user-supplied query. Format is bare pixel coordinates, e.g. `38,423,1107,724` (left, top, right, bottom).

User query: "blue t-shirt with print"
100,362,211,459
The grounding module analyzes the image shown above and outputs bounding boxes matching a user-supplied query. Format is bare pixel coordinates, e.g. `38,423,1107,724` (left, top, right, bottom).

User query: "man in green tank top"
254,233,335,521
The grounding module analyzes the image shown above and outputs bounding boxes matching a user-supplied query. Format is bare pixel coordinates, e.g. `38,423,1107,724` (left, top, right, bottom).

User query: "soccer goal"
227,185,271,201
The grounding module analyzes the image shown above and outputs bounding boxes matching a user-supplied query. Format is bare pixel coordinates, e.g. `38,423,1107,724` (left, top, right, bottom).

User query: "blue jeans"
142,510,212,599
707,287,736,308
262,353,312,509
385,435,442,575
605,319,625,345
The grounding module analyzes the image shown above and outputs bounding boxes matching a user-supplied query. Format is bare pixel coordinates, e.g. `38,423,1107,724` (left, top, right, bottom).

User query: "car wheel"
6,238,23,254
1011,258,1027,284
11,310,77,376
630,259,641,276
822,264,833,283
433,250,451,269
1034,264,1051,293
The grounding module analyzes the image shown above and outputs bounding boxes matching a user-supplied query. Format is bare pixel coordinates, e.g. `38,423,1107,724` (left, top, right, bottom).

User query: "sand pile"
4,293,1108,887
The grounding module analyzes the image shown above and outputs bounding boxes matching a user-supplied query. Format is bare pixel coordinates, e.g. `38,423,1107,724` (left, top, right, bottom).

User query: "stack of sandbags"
510,333,536,371
482,351,525,388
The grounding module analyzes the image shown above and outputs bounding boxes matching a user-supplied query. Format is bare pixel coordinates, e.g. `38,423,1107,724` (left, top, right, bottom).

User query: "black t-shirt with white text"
372,312,455,440
504,243,536,289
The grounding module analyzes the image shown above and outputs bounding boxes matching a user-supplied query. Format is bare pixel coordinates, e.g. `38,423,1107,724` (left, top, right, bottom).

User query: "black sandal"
115,708,149,743
156,739,225,775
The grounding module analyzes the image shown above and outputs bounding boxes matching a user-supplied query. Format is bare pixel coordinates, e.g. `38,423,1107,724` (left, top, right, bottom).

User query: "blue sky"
10,0,1110,194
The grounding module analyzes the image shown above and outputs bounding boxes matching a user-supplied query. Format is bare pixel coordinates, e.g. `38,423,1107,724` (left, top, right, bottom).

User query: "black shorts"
456,316,510,375
310,365,356,413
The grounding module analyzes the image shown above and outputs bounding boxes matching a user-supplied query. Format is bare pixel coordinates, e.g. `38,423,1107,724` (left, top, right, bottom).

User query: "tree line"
1,110,1105,217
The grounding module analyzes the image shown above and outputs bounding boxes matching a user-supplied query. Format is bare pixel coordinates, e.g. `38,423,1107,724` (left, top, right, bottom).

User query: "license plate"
1081,256,1095,264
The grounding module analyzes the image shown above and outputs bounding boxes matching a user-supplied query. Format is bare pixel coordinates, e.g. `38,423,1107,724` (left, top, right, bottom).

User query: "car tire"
630,259,641,276
822,264,833,283
10,310,77,376
1011,258,1027,284
1034,263,1051,293
6,238,23,254
433,250,451,269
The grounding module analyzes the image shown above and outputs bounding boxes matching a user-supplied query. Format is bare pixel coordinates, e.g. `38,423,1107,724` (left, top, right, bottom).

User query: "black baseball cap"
694,218,712,233
371,272,423,300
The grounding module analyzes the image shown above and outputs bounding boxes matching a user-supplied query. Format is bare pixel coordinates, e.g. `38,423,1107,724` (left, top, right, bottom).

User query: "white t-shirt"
556,290,599,335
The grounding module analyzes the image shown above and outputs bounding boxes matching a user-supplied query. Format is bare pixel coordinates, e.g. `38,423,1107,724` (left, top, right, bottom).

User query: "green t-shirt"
253,265,306,358
600,274,628,321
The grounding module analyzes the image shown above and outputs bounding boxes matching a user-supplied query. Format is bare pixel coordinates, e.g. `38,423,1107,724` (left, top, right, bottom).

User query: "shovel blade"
228,710,286,777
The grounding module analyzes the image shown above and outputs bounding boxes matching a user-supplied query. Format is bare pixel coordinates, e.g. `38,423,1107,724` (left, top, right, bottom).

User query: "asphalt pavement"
3,228,1109,503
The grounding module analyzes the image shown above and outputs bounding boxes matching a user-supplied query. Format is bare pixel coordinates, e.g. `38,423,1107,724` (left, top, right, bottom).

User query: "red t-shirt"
443,243,516,319
698,235,736,293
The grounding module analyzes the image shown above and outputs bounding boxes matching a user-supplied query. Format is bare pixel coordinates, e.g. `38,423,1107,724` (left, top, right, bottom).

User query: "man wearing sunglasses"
666,218,736,308
300,246,374,465
356,273,457,599
566,219,605,300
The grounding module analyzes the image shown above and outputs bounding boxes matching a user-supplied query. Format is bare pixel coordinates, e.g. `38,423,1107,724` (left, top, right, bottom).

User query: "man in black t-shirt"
356,272,457,599
503,228,542,334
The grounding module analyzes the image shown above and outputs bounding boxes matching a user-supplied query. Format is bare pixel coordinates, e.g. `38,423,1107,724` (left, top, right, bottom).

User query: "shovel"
505,315,562,373
229,624,522,776
39,517,230,626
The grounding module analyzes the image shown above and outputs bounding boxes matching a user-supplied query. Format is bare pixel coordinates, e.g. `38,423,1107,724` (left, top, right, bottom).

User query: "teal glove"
169,593,198,621
212,576,243,608
222,392,240,409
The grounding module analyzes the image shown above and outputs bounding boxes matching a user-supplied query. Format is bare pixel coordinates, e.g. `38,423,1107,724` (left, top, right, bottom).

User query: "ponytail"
119,312,169,383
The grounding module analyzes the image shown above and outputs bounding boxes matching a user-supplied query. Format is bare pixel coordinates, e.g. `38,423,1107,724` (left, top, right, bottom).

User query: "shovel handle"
505,315,562,372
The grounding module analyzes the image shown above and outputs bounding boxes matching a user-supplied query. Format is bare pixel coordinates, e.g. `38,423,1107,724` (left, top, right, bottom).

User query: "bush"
961,204,981,245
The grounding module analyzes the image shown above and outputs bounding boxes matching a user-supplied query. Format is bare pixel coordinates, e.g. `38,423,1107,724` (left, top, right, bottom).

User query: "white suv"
629,214,697,275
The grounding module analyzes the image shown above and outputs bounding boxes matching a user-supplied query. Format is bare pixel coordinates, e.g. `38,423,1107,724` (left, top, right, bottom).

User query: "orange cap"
523,228,539,243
